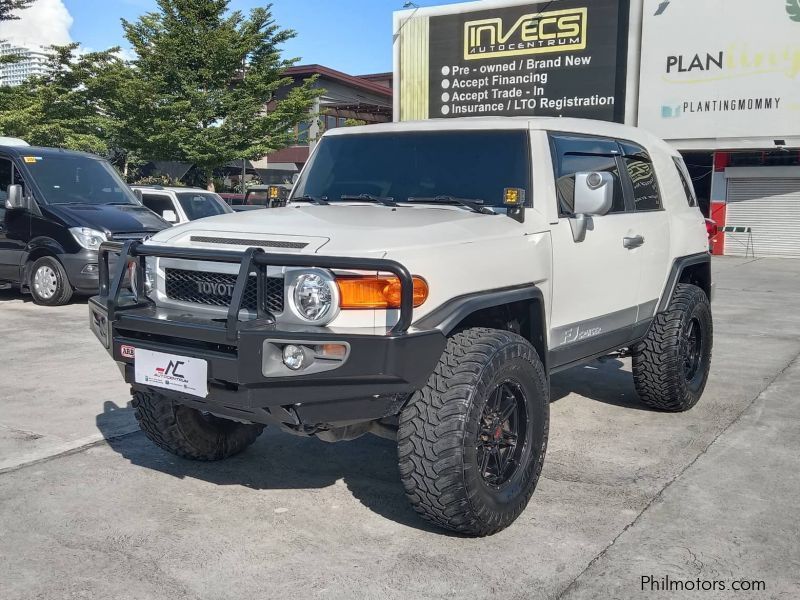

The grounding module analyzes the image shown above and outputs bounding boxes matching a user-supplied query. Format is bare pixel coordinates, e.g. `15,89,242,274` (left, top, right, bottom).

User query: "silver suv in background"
133,186,233,225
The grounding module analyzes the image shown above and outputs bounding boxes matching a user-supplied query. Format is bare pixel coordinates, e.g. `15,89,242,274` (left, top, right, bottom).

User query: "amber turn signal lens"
336,275,429,309
315,343,348,359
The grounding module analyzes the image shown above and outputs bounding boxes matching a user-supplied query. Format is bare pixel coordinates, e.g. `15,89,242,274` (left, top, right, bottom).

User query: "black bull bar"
98,240,416,340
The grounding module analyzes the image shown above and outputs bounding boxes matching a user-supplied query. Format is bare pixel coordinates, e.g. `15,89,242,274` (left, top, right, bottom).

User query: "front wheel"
632,283,713,412
29,256,73,306
132,390,265,461
398,328,549,536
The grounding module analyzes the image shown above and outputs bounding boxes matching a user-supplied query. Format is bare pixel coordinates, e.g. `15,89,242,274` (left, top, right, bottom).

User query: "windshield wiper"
407,195,495,215
291,195,329,205
340,193,397,207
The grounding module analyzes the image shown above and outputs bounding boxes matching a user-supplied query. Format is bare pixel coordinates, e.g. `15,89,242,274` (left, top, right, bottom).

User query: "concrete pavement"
0,294,135,472
0,257,798,599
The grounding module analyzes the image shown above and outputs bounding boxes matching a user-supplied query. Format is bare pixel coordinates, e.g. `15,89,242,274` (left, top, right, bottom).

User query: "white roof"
131,186,216,194
0,136,29,147
324,117,678,156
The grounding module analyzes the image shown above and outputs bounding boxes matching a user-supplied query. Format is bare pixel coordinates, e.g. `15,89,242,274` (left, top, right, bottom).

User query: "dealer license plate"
134,349,208,398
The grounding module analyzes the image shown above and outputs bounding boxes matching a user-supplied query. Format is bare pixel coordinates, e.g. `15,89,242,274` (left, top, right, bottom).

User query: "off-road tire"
132,390,264,460
398,328,549,536
632,283,712,412
29,256,73,306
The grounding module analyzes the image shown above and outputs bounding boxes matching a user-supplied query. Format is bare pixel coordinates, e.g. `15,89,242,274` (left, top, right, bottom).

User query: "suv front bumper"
61,249,100,294
90,241,445,429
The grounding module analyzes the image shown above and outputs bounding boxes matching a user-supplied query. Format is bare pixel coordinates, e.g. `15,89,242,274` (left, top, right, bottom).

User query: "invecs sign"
414,0,628,122
463,8,588,60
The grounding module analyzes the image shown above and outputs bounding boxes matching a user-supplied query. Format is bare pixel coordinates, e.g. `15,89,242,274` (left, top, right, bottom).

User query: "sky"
0,0,469,75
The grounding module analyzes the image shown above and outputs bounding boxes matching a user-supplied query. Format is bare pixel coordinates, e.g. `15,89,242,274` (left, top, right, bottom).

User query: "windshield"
176,192,232,220
292,131,531,207
246,190,270,206
23,154,139,206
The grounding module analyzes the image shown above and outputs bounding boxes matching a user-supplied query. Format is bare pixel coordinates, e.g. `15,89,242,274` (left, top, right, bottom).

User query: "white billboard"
637,0,800,148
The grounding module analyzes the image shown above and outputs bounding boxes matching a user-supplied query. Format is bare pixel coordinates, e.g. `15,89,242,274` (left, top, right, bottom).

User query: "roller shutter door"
725,178,800,257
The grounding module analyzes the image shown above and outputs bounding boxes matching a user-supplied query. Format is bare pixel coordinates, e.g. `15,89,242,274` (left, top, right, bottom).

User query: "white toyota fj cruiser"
90,117,712,536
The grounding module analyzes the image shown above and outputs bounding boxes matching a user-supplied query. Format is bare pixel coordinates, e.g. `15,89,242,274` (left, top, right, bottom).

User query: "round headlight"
128,261,154,301
127,261,139,301
293,273,336,322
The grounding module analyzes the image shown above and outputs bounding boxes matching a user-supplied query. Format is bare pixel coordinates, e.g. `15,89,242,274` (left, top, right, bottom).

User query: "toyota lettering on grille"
197,281,235,297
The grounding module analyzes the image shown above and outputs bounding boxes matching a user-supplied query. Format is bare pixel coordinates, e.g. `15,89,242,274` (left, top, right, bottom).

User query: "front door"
0,156,29,283
546,134,643,368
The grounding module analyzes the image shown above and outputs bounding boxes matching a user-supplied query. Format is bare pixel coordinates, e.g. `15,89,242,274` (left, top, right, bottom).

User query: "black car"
0,145,168,305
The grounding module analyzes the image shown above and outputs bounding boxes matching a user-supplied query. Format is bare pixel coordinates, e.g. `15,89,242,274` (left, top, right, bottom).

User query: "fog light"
81,264,98,274
282,344,305,370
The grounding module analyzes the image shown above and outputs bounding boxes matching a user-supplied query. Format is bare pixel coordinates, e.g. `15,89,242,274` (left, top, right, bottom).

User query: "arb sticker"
120,345,136,359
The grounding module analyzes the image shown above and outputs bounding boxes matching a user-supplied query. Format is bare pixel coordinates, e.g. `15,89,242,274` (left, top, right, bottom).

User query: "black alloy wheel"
476,380,528,487
681,317,704,383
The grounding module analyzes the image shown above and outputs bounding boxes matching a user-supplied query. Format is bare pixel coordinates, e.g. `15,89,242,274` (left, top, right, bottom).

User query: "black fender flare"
656,252,712,313
413,284,548,371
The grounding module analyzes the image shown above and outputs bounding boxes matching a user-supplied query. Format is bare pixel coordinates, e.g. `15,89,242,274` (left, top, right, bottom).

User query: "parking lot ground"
0,295,134,472
1,256,799,599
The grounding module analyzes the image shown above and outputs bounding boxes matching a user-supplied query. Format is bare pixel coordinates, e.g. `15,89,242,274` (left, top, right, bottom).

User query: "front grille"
111,232,155,242
164,268,284,313
189,236,308,250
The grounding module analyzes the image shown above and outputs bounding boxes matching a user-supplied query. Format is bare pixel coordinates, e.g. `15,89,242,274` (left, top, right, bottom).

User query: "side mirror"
570,172,614,242
5,184,24,210
132,188,143,203
573,172,614,216
291,173,300,184
162,209,178,223
4,184,27,210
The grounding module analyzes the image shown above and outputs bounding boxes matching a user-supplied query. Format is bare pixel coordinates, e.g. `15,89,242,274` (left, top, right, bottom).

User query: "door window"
141,193,176,218
620,142,662,211
0,158,22,219
0,158,12,204
549,134,626,215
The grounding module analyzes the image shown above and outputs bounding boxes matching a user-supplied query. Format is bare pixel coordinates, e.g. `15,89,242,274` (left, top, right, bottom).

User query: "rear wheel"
398,328,549,536
632,283,712,411
132,390,264,461
29,256,73,306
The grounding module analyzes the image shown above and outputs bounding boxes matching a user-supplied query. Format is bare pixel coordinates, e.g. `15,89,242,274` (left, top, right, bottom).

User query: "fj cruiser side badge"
23,156,42,163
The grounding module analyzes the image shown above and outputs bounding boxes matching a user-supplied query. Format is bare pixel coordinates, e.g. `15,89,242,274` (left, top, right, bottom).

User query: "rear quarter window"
619,141,662,211
672,157,698,207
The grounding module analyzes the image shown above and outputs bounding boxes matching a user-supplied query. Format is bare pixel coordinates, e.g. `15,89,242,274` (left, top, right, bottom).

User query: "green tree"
122,0,319,190
0,45,125,153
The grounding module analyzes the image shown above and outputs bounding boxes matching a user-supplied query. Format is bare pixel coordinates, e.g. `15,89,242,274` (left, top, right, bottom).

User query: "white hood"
148,203,526,255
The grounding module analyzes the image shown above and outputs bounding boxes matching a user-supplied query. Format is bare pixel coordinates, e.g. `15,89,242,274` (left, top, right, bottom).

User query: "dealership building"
393,0,800,256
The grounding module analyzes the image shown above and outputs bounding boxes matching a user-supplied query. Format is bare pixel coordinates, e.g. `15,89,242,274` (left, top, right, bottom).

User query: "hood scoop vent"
190,236,308,250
